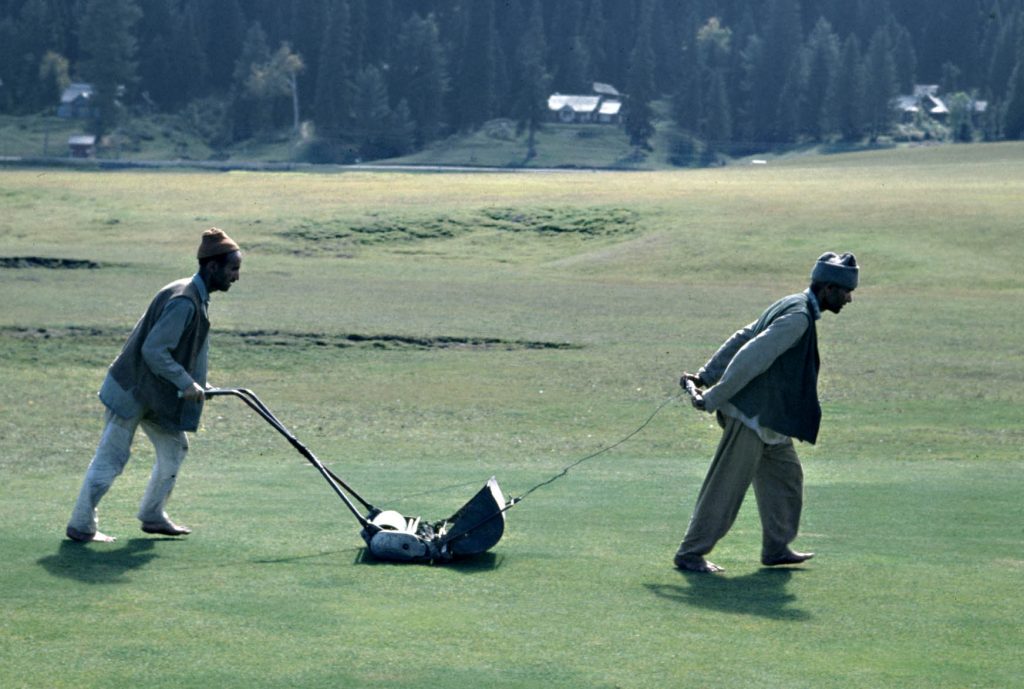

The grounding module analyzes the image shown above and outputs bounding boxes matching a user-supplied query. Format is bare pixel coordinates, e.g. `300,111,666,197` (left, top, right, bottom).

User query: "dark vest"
729,292,821,444
108,278,209,431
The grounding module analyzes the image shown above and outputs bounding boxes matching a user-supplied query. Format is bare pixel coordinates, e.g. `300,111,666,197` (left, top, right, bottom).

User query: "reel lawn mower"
205,388,511,564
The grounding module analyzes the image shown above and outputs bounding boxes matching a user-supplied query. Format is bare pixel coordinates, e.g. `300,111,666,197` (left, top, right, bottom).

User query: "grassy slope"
0,111,676,169
1,144,1022,688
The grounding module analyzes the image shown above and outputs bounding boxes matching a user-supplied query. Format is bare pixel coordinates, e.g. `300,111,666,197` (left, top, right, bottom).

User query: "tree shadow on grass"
645,568,811,621
37,538,160,584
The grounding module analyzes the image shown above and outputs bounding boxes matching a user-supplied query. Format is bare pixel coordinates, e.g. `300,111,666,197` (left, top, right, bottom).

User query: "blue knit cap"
811,252,859,290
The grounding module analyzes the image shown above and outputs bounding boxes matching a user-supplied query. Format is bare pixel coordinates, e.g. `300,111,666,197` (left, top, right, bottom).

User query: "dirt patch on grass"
1,326,577,352
0,256,102,269
2,326,111,339
233,329,578,351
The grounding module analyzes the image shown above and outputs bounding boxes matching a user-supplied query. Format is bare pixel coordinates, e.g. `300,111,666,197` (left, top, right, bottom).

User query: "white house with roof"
547,82,622,124
896,84,951,122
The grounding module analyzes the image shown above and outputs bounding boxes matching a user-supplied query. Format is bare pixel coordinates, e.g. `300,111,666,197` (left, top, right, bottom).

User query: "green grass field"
1,144,1022,688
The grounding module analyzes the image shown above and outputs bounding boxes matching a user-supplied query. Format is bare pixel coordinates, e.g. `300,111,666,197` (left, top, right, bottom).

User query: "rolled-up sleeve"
141,298,197,392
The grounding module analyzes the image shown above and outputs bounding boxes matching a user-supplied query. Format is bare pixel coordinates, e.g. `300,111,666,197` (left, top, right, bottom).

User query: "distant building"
58,83,95,119
68,134,96,158
547,82,622,124
548,94,602,123
896,84,949,123
597,99,621,123
972,99,988,123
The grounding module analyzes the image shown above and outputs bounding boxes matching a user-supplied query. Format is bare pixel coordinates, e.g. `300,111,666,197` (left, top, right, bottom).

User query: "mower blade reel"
362,510,431,562
438,477,507,557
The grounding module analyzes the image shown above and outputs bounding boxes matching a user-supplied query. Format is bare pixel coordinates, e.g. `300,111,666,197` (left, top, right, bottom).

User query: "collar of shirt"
191,273,210,305
804,287,822,321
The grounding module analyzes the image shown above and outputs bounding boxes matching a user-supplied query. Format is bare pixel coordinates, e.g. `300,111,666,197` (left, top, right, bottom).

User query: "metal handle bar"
205,387,375,527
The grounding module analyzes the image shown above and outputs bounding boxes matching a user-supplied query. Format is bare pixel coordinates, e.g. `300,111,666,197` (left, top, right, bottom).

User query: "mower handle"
681,377,705,410
203,387,376,527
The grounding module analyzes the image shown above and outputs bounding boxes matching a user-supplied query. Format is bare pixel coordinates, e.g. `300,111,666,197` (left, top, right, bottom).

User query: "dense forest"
4,0,1024,162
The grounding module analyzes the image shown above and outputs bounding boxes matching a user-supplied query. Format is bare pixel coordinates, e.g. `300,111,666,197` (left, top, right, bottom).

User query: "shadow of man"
646,569,811,621
37,539,159,584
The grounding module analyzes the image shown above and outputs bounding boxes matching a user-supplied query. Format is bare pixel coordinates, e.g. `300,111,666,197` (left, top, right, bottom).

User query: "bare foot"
66,526,117,543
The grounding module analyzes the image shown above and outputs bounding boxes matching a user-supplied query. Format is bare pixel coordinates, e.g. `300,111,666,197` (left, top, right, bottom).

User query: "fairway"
1,146,1022,689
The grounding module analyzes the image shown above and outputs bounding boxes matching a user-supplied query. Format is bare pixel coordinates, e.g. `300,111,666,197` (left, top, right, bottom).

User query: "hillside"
1,109,919,171
0,111,688,170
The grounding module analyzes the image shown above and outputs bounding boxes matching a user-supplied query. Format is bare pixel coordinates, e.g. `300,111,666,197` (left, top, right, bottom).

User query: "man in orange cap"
66,228,242,542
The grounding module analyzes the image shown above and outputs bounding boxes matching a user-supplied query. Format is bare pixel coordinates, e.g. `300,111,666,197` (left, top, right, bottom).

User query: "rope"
438,393,682,546
389,394,682,507
514,393,681,502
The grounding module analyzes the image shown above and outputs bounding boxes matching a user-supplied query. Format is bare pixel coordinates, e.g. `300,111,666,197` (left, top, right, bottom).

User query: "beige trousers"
68,409,190,534
676,413,803,562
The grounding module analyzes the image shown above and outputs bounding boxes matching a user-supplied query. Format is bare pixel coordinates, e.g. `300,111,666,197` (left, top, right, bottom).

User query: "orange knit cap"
197,227,240,259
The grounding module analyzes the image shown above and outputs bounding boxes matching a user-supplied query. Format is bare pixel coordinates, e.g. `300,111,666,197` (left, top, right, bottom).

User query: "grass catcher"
205,388,511,564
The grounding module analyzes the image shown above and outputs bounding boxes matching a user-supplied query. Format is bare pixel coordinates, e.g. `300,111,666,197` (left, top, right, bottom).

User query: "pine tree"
890,22,917,94
195,0,245,92
137,0,179,110
919,0,982,83
804,18,840,140
392,13,449,147
1004,52,1024,139
0,18,16,112
704,68,733,148
348,0,368,74
453,0,498,131
79,0,142,137
864,26,898,140
738,33,773,146
581,0,608,83
12,0,65,112
697,16,732,143
286,0,330,116
313,1,353,140
988,9,1020,99
671,9,703,135
775,51,806,142
352,64,392,158
856,0,893,40
513,0,552,161
232,21,272,139
624,0,657,150
383,98,415,157
550,0,585,92
364,0,393,67
172,2,210,106
836,35,867,141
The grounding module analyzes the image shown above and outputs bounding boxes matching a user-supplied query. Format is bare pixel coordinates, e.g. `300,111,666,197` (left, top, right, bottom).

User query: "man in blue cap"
675,252,858,573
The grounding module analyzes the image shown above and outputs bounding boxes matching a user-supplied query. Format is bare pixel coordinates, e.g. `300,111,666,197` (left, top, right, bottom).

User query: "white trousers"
68,409,189,534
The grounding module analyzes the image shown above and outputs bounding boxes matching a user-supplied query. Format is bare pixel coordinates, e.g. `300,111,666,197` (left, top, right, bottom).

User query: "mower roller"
205,387,510,563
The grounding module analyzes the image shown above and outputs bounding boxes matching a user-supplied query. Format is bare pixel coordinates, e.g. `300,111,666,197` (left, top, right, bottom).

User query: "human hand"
180,382,206,402
679,373,706,411
679,372,703,388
